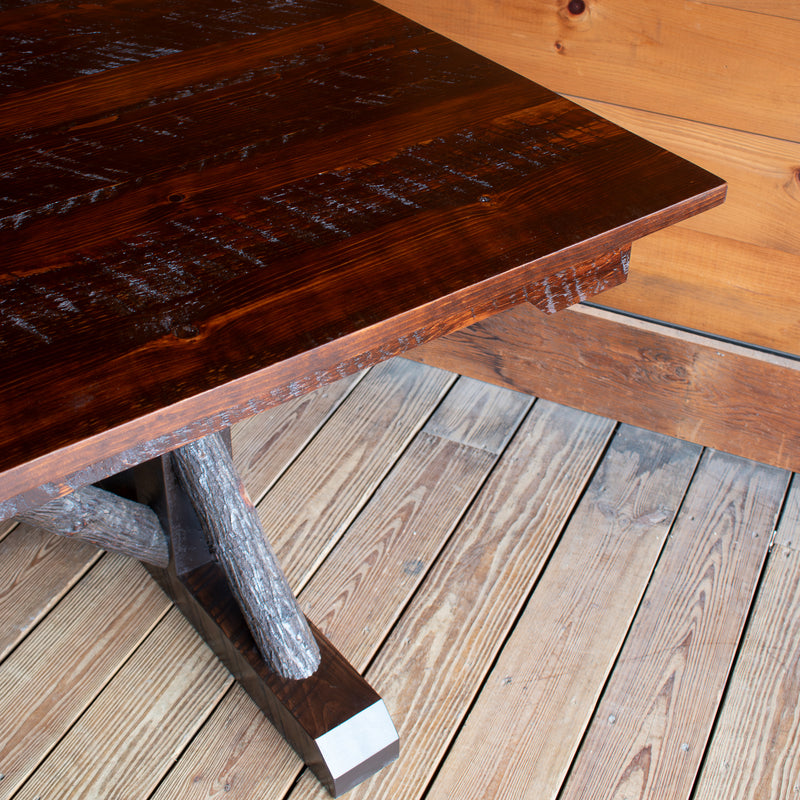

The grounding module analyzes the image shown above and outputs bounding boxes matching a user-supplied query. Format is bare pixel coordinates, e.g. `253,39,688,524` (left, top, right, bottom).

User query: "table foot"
149,557,398,795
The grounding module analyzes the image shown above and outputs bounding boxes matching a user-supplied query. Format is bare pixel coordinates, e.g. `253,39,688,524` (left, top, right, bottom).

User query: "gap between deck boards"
0,359,797,800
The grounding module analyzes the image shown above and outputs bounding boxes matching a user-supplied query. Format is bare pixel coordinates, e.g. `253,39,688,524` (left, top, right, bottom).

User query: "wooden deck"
1,357,798,799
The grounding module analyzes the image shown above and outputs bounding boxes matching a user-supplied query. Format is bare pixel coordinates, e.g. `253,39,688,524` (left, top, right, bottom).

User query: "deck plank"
291,400,617,800
233,371,366,505
14,608,230,800
150,682,302,800
426,425,702,800
561,450,789,800
151,377,531,799
0,524,101,661
0,555,170,800
5,365,799,800
693,476,800,799
302,376,533,667
258,358,455,591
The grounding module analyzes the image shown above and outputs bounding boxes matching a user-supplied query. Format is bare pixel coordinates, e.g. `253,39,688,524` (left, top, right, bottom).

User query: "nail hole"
173,323,199,339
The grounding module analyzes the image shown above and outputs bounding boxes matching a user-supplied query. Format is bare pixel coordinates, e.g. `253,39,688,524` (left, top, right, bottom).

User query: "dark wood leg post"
128,434,399,797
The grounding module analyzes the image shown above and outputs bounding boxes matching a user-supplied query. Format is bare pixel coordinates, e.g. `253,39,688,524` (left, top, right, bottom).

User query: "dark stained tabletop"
0,0,726,517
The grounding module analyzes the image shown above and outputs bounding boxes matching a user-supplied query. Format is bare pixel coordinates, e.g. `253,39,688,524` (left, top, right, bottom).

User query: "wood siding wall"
379,0,800,357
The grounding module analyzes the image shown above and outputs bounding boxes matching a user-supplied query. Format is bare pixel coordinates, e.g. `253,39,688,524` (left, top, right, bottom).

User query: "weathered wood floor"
1,357,799,799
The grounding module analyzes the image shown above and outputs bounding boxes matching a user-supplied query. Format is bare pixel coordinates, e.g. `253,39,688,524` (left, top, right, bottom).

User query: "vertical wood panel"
379,0,799,140
570,96,800,354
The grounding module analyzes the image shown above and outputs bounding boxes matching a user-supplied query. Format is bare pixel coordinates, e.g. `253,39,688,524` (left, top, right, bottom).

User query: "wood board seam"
13,606,230,798
694,1,800,24
687,462,793,800
551,446,707,792
769,478,800,552
354,396,541,680
144,680,242,800
412,414,624,799
285,370,459,596
563,93,800,147
0,543,104,668
0,521,16,544
557,451,789,800
2,555,174,798
245,368,371,508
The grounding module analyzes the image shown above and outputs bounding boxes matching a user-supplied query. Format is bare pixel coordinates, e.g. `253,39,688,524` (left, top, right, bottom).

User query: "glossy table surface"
0,0,725,517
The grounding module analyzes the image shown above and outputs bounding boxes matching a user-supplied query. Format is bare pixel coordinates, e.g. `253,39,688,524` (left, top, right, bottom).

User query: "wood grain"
301,378,532,668
13,608,230,800
15,484,169,567
377,0,796,360
0,3,421,142
149,376,530,799
258,359,455,591
0,555,170,800
569,98,800,354
572,99,800,258
379,0,799,141
426,426,701,800
600,227,800,356
137,445,399,796
0,525,100,662
693,476,800,799
0,0,724,517
9,367,798,798
698,0,800,21
151,683,303,800
416,374,531,453
232,371,365,505
406,304,800,471
560,450,789,800
290,401,616,800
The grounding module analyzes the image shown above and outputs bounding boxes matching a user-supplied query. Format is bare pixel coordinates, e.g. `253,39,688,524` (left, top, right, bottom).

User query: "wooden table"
0,0,725,794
